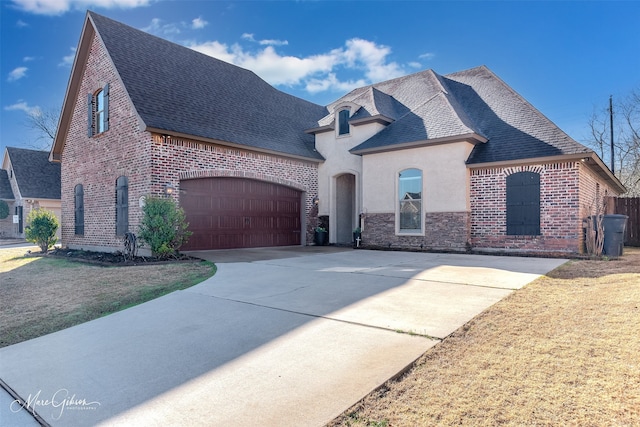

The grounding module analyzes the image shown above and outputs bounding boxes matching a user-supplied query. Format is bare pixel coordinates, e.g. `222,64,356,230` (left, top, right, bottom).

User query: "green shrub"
138,196,192,259
0,200,9,219
25,208,59,253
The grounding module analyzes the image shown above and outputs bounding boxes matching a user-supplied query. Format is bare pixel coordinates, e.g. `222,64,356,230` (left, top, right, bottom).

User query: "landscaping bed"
45,247,200,265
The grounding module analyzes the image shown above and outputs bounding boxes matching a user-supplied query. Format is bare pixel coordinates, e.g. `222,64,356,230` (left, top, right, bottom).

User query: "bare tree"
587,88,640,196
24,107,60,151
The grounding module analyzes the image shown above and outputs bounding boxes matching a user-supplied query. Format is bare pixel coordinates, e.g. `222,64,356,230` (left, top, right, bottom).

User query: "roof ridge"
436,75,486,138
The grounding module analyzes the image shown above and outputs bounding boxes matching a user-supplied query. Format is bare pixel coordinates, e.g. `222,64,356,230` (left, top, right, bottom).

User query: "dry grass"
330,247,640,427
0,246,216,348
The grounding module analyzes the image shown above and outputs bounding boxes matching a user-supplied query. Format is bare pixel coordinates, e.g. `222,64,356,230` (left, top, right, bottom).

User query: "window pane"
338,109,350,135
400,200,421,230
399,169,422,231
116,176,128,235
75,184,84,235
95,90,105,133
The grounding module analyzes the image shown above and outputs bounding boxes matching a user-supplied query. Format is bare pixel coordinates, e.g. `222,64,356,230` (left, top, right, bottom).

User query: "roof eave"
304,124,334,135
20,196,61,201
349,114,394,127
350,133,487,155
147,128,325,163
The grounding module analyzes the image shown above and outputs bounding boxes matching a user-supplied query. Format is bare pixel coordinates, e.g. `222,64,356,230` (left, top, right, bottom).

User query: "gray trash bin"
602,214,628,258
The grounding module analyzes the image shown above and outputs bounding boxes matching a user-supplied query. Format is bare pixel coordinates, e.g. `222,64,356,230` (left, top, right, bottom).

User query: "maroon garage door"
180,178,302,250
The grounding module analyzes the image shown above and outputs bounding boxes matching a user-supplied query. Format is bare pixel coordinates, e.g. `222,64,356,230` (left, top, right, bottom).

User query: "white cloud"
7,67,28,82
305,73,367,94
342,38,404,82
419,52,435,60
16,19,29,27
189,40,237,65
189,36,406,94
141,17,181,36
191,16,208,30
408,61,422,69
4,101,41,116
240,33,287,46
258,38,288,47
11,0,152,15
58,47,76,67
23,56,36,62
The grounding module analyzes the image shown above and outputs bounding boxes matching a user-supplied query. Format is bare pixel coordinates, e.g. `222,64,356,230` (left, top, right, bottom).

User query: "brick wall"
362,211,470,251
578,161,618,252
61,33,152,252
470,162,584,254
150,135,319,245
61,32,318,252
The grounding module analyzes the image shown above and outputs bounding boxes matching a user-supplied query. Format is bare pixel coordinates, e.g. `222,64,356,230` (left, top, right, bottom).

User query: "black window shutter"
116,176,128,235
506,172,540,235
16,206,23,234
75,184,84,235
103,83,109,132
87,93,93,137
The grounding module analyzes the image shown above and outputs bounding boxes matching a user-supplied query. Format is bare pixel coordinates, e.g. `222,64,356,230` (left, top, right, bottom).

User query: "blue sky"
1,0,639,159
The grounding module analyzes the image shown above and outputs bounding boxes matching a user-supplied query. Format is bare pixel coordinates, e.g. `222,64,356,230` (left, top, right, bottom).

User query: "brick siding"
469,162,618,254
362,211,470,252
151,134,319,245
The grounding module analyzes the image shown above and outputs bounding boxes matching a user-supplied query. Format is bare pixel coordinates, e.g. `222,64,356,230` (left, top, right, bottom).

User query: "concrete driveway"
0,247,565,426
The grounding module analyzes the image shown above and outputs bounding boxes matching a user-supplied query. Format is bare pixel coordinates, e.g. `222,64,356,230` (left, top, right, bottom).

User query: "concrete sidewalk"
0,249,566,426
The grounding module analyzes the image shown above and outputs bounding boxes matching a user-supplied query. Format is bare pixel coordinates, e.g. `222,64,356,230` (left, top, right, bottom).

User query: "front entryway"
335,173,356,244
180,177,302,250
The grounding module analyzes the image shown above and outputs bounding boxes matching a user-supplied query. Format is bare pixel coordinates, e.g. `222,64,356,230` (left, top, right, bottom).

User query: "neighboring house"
0,169,15,238
50,11,624,256
1,147,62,239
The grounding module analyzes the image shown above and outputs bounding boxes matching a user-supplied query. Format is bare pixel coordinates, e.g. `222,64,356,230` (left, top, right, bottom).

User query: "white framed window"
398,168,423,233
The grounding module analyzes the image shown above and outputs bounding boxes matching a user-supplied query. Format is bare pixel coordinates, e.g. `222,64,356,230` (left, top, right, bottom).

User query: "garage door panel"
180,178,302,250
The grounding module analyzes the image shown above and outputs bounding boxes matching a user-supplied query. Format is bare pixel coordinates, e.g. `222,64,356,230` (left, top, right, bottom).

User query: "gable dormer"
334,101,360,137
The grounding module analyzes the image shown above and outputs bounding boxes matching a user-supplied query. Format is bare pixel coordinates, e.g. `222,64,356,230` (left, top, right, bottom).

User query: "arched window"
506,171,540,235
74,184,84,235
398,168,422,232
338,109,350,135
115,176,128,235
88,83,109,136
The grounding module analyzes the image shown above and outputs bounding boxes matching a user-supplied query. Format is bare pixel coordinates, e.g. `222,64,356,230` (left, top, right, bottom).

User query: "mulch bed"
40,248,202,266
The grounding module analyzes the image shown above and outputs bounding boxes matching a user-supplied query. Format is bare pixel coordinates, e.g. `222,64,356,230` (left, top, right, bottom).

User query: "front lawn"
0,246,216,348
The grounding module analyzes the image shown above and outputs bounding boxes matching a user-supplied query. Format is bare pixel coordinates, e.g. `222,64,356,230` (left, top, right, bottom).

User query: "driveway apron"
0,249,566,426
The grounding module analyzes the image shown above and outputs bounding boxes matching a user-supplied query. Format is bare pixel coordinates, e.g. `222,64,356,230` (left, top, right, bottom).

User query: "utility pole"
609,95,615,174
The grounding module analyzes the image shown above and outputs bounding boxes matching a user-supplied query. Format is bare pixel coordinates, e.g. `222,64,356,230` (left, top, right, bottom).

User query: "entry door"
335,174,355,244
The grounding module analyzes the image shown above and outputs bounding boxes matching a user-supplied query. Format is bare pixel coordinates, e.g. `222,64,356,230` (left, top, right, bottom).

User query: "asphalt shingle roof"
335,66,591,163
6,147,61,199
0,169,14,200
89,12,327,160
444,66,591,163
